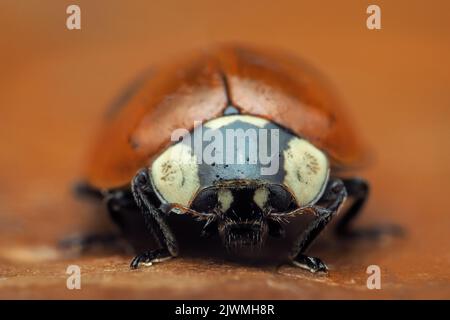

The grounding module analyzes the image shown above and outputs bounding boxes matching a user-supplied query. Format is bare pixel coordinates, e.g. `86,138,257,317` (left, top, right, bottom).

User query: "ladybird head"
190,181,297,251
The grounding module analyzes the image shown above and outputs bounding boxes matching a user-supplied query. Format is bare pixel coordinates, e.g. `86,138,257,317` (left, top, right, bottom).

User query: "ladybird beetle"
77,45,369,273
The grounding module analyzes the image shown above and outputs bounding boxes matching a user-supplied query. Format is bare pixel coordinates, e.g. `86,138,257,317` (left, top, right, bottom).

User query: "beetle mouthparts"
220,221,268,251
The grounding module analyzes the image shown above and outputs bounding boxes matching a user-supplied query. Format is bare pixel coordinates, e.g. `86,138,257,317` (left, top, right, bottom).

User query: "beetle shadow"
284,215,405,269
62,203,404,270
166,214,405,269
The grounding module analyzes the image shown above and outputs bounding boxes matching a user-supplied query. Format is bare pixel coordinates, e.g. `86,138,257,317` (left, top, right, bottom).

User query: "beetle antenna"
268,206,314,223
166,204,216,222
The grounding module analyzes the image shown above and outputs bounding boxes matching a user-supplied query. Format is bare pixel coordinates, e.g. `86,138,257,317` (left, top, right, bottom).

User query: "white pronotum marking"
204,115,269,129
283,137,329,207
151,143,200,207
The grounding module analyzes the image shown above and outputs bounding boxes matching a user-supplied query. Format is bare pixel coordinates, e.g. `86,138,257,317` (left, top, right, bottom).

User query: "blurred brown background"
0,0,449,299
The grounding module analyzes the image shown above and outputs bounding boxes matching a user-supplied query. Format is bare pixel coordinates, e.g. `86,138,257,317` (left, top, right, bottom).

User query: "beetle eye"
267,185,297,212
190,188,218,213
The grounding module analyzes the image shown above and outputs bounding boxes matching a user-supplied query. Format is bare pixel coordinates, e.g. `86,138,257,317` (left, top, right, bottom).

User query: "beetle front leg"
130,168,179,269
290,178,347,273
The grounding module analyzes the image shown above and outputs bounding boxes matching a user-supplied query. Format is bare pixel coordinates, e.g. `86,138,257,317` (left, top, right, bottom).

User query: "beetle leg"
130,168,179,269
105,188,137,229
335,178,369,235
130,248,173,268
60,188,130,253
335,178,403,238
290,178,347,273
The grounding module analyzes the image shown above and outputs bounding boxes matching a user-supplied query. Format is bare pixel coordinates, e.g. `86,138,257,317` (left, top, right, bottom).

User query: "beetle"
77,45,369,273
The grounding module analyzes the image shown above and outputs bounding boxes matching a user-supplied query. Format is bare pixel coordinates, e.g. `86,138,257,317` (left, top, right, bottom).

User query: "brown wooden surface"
0,0,449,299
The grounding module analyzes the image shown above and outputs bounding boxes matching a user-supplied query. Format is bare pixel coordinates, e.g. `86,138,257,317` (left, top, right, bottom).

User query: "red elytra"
83,45,368,190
